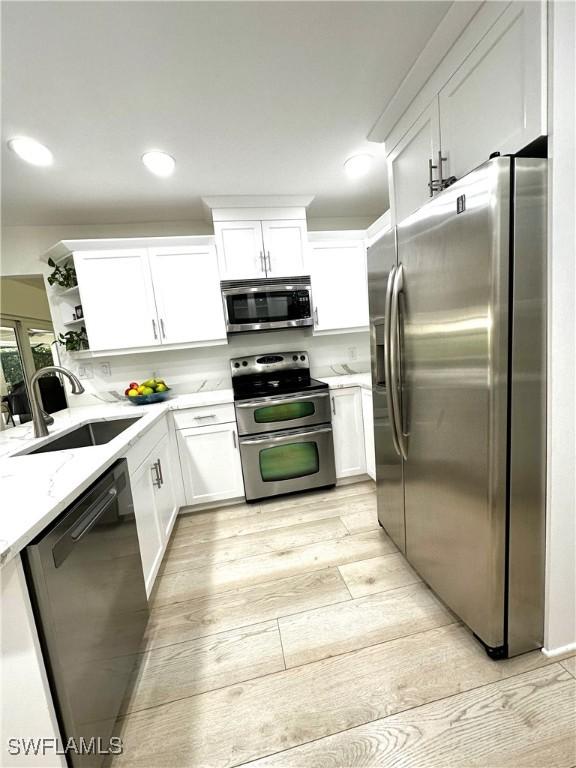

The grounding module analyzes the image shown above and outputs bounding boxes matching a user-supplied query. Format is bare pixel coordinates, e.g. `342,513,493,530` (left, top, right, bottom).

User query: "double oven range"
231,352,336,501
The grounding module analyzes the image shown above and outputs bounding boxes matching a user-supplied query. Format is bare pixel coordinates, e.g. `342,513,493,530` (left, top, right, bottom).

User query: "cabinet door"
131,457,163,597
439,2,546,182
148,245,226,345
331,388,366,478
361,387,376,481
177,422,244,506
152,433,178,541
214,221,265,280
387,99,441,225
261,220,308,277
310,241,368,332
74,249,160,350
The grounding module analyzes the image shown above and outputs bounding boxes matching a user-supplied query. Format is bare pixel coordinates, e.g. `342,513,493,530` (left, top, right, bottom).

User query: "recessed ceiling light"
142,151,175,177
344,153,374,179
8,136,53,167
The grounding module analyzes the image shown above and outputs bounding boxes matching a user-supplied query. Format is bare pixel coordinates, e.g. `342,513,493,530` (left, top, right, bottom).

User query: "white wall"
59,329,370,406
1,218,375,278
1,221,213,277
544,0,576,655
0,277,52,323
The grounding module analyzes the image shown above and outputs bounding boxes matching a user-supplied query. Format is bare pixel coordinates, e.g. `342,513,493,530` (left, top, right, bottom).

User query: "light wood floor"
113,481,576,768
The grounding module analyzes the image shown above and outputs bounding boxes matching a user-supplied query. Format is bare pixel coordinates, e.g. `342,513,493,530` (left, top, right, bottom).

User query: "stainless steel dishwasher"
24,459,148,767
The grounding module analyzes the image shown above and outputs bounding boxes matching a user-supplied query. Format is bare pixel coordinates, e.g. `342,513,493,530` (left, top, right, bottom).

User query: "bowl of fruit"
125,378,171,405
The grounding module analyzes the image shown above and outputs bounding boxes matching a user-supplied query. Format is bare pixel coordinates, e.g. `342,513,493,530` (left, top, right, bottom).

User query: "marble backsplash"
59,328,371,406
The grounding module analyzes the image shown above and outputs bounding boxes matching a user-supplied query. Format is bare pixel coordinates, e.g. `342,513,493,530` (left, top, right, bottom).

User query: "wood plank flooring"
114,480,576,768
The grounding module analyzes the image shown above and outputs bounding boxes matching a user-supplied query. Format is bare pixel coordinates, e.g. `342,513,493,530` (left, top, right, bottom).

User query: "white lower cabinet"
129,422,178,597
177,421,244,506
131,454,164,597
331,387,366,479
361,387,376,480
152,433,178,540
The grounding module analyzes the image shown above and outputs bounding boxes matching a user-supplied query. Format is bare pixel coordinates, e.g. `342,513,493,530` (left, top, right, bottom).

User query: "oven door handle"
240,426,333,445
236,392,330,407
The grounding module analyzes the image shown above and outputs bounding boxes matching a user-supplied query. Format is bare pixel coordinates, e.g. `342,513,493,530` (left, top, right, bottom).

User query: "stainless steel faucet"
30,366,85,438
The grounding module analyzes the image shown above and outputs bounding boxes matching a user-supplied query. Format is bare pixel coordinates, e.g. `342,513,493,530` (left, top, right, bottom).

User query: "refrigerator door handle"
384,265,402,457
390,264,408,460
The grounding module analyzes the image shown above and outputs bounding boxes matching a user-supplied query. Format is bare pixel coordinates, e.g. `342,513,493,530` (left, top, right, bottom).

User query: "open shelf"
58,284,80,295
63,318,86,328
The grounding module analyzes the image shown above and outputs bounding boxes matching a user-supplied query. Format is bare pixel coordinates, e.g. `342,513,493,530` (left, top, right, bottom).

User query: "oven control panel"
230,352,309,377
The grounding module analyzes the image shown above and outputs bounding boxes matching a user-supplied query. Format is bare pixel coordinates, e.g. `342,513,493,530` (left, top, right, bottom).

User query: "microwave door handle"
221,284,312,295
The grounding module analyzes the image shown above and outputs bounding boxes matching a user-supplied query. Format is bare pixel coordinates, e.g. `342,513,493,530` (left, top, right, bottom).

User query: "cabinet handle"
437,150,447,191
428,158,438,196
332,396,336,416
152,319,158,340
266,251,272,273
151,461,161,488
157,457,164,486
194,414,217,422
160,318,166,340
314,307,319,325
232,430,237,449
259,251,265,273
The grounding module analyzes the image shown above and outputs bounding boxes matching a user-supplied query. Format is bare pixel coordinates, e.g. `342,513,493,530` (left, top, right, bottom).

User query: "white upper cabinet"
214,221,265,279
70,239,227,353
439,2,546,181
387,99,441,224
261,220,308,277
148,244,226,345
74,249,160,351
383,0,546,225
215,218,308,280
310,239,369,333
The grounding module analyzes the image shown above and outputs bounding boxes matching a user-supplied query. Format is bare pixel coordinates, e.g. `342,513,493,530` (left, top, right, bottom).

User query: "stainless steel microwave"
221,276,313,334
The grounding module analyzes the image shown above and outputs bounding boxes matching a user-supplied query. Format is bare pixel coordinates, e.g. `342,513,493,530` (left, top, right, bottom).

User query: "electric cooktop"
230,352,328,401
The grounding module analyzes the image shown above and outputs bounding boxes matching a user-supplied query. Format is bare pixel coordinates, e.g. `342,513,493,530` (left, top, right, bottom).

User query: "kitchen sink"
18,417,142,455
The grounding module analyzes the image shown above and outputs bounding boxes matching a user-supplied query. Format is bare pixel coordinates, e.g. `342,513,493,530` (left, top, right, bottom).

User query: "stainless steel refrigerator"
368,157,546,658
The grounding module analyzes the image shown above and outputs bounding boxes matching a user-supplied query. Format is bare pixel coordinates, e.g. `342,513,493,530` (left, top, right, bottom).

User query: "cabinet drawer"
173,403,236,430
126,416,169,475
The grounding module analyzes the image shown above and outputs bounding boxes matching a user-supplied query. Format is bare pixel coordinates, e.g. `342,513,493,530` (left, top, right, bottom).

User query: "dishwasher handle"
52,485,119,568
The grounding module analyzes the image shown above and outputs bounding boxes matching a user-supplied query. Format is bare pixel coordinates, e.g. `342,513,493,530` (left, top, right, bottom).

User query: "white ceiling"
1,1,451,227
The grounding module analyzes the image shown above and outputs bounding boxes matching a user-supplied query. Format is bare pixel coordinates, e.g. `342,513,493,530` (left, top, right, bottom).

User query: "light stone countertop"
0,390,233,567
319,372,372,390
0,377,371,567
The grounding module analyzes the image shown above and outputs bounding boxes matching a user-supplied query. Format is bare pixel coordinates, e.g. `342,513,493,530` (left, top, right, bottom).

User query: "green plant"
57,327,88,352
47,257,77,289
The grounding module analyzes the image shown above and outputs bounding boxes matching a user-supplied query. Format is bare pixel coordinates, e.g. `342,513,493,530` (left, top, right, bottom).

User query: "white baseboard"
541,642,576,658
